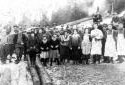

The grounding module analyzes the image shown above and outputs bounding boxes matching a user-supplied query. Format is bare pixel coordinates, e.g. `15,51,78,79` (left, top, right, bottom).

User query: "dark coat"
13,33,28,48
50,39,60,50
39,41,50,52
27,35,38,52
70,34,81,47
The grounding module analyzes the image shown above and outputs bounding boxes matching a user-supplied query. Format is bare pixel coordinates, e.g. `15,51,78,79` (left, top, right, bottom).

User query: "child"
81,28,91,64
40,36,50,66
49,34,60,66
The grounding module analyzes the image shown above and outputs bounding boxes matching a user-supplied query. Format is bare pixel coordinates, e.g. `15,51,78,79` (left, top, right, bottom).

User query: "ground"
45,63,125,85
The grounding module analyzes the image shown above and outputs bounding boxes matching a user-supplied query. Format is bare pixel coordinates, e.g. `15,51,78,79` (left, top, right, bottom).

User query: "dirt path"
46,63,125,85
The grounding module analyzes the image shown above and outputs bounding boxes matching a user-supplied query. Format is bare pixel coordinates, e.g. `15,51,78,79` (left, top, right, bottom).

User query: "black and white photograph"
0,0,125,85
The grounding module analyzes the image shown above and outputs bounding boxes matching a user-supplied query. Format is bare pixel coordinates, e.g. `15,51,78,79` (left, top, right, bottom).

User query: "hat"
14,29,19,33
13,25,18,28
103,24,108,27
61,24,64,27
30,31,35,34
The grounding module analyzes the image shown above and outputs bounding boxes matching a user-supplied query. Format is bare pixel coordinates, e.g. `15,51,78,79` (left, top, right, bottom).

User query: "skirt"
117,34,125,55
105,35,117,59
60,45,70,59
49,50,59,58
71,46,81,60
40,51,49,59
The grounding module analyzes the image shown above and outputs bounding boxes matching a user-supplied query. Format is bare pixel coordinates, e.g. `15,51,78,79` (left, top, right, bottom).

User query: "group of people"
0,12,125,67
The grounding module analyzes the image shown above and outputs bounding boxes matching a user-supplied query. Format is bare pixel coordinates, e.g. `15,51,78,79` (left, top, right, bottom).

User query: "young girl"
104,24,117,63
81,28,91,64
49,34,60,66
40,36,50,66
117,22,125,63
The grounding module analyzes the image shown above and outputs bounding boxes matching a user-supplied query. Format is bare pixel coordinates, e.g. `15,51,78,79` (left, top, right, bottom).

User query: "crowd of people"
0,12,125,67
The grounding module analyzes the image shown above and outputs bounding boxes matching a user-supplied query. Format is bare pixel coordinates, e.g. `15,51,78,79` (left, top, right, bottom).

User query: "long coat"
27,35,38,54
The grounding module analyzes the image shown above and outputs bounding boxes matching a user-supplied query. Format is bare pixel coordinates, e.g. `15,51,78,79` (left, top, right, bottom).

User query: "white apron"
117,33,125,55
91,29,103,55
105,34,117,59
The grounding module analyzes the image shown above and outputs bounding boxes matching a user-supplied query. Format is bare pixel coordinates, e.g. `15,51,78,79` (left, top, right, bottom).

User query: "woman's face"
108,25,112,30
85,29,89,34
11,54,17,63
74,30,77,34
39,29,42,33
52,35,57,40
43,37,47,42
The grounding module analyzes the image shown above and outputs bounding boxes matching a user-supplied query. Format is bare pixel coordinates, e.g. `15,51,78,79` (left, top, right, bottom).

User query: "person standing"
27,31,38,66
14,29,27,63
49,34,60,66
104,24,117,63
60,31,70,65
81,28,91,64
0,29,9,64
39,36,50,66
91,24,103,64
101,24,108,62
70,29,81,64
116,22,125,63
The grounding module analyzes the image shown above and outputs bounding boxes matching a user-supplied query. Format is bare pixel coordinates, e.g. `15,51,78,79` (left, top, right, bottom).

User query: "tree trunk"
36,56,52,85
